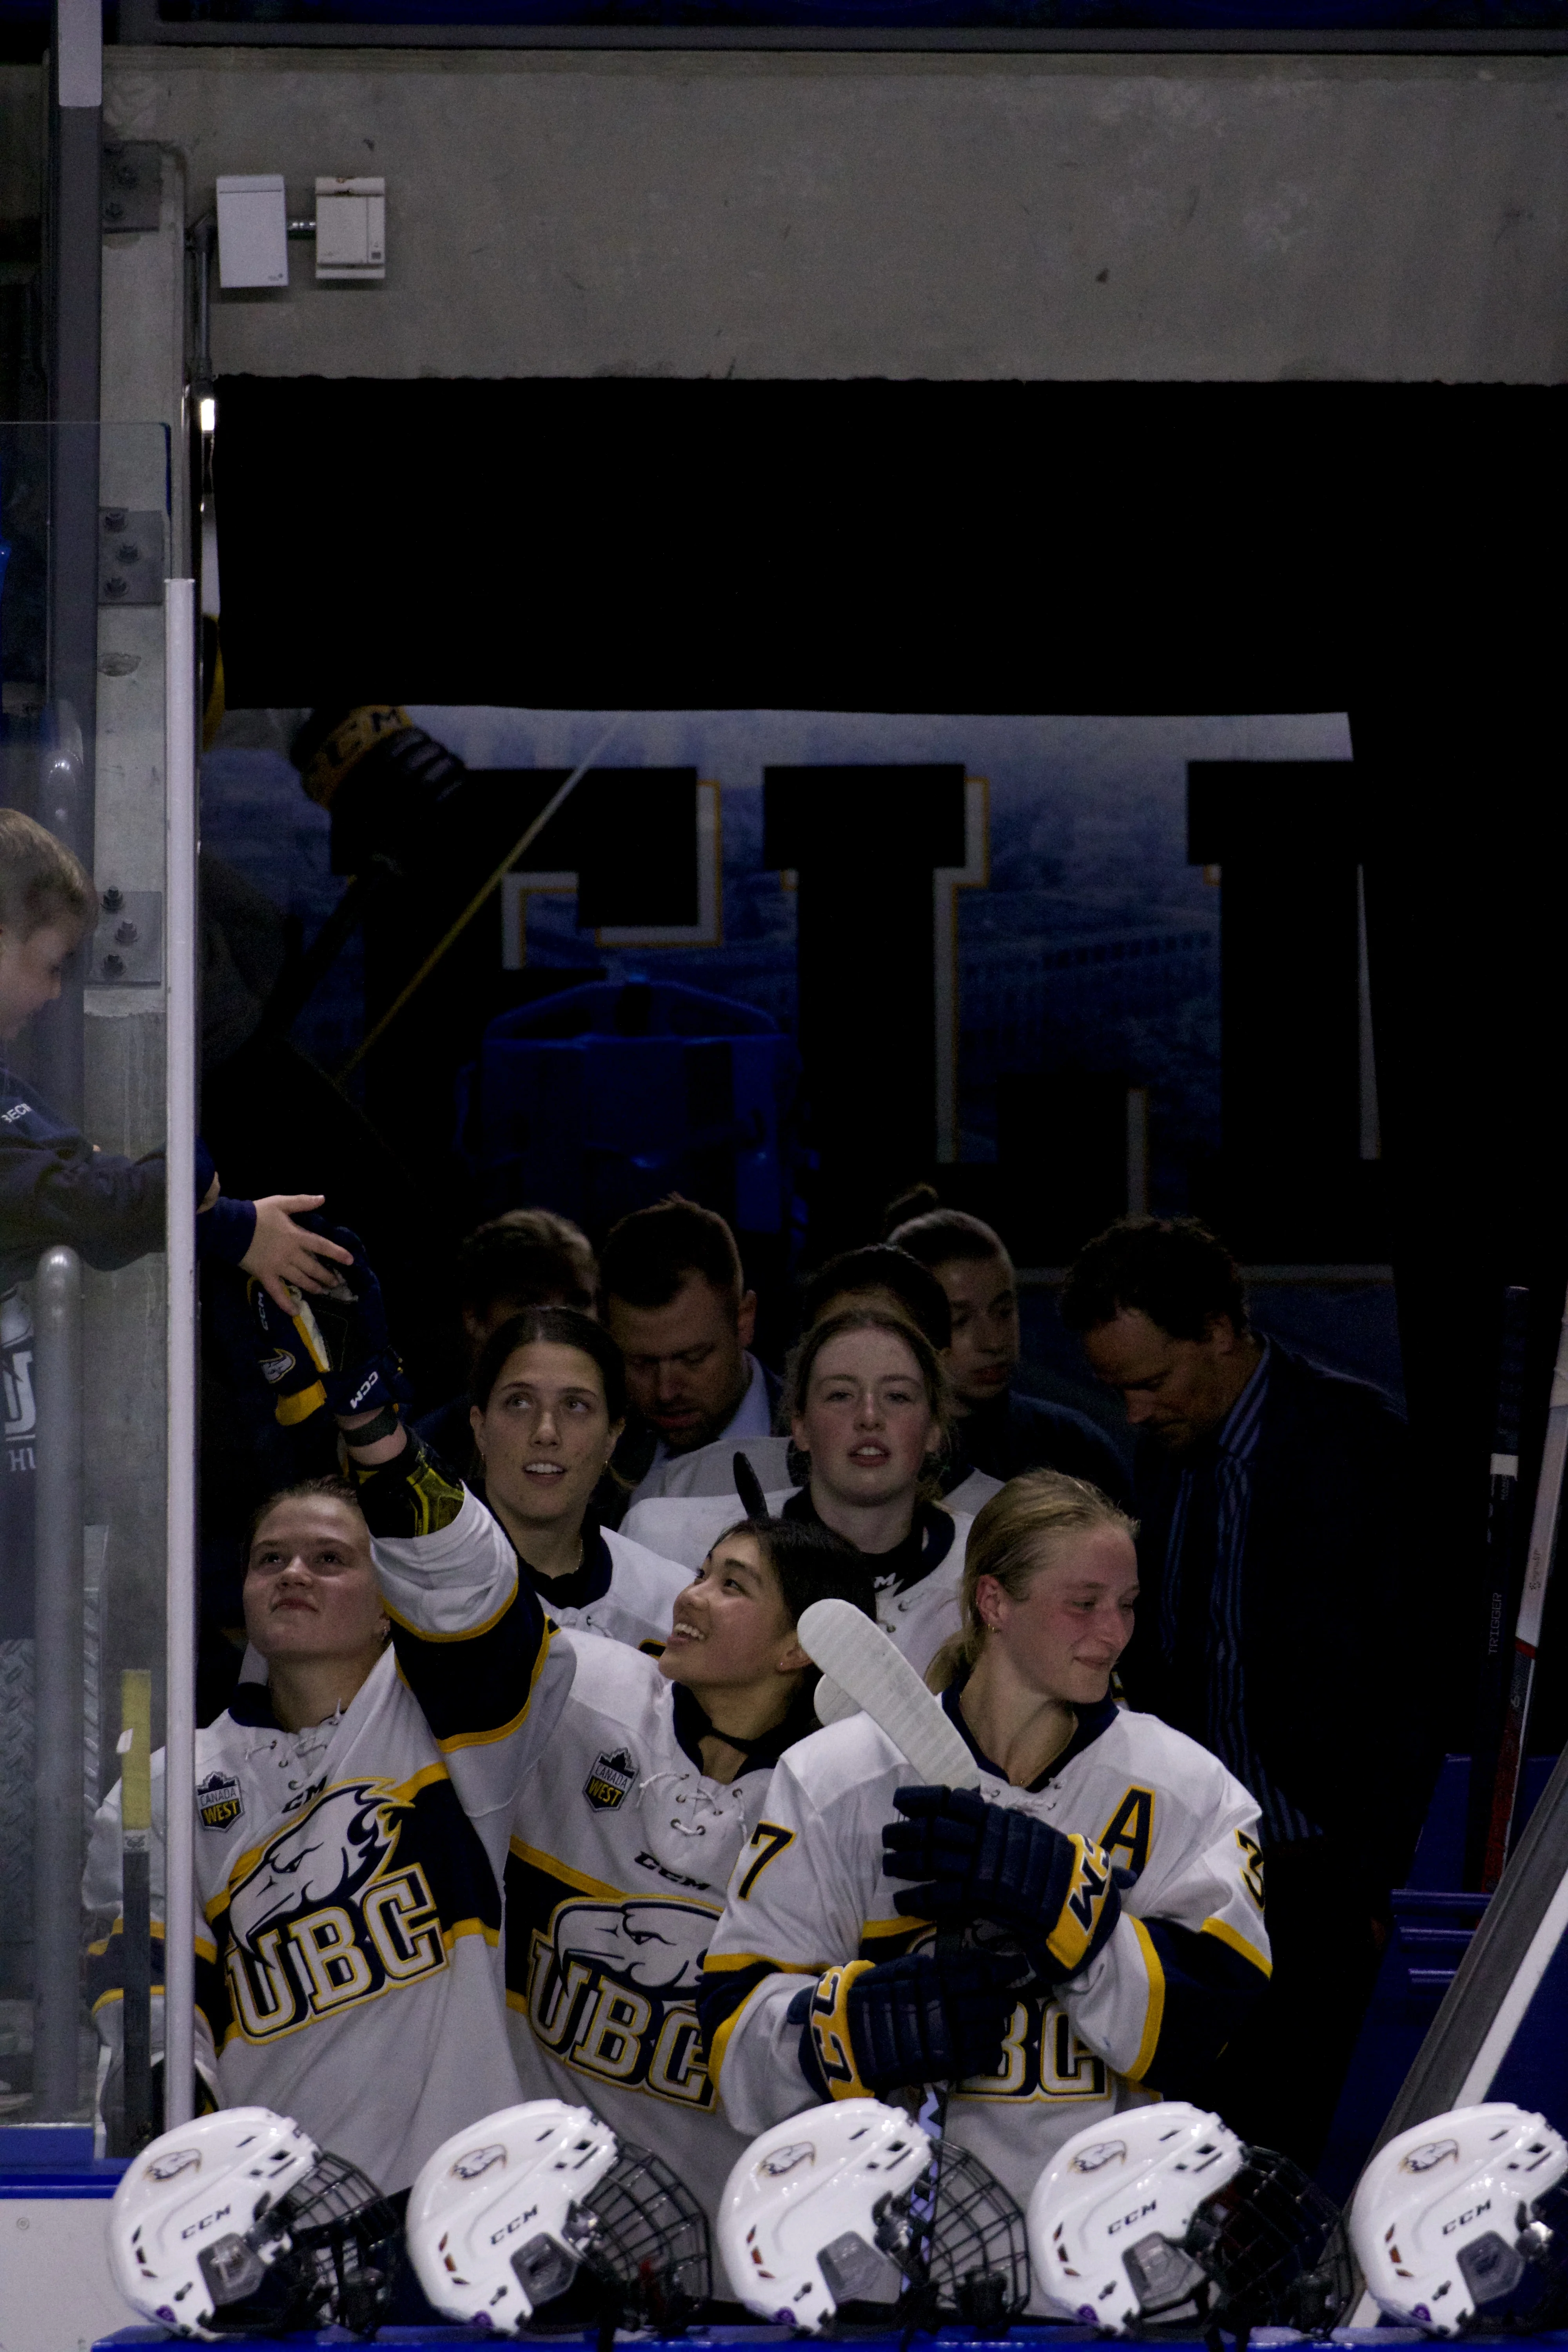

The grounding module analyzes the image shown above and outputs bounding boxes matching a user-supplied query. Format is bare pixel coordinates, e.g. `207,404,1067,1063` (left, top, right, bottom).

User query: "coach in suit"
1061,1216,1427,2167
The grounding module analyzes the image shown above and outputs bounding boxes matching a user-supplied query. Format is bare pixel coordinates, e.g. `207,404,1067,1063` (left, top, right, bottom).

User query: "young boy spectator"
0,810,346,1303
601,1198,778,1509
887,1193,1129,1505
2,812,350,1633
413,1207,597,1469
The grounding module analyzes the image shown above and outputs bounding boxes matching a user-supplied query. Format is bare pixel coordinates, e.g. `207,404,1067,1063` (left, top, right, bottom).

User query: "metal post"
42,0,102,1125
32,1243,83,2119
163,577,198,2125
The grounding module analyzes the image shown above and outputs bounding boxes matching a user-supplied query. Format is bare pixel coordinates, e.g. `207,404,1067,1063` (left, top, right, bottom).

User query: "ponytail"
926,1470,1138,1691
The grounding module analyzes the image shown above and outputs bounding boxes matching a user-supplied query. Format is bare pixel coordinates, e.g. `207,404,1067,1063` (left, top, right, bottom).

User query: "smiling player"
500,1514,875,2220
699,1471,1271,2237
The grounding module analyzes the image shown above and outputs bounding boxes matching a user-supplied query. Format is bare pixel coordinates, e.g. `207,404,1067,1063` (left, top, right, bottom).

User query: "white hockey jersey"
641,1432,1004,1525
83,1495,572,2193
619,1491,974,1680
700,1692,1270,2240
527,1526,691,1652
505,1630,809,2218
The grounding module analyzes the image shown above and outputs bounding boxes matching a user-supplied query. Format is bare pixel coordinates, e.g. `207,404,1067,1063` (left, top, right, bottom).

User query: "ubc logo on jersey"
523,1892,715,2109
584,1750,636,1811
221,1780,447,2042
197,1772,244,1831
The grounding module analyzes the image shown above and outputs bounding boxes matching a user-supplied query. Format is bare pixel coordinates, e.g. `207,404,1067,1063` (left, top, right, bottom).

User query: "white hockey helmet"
407,2099,709,2333
107,2107,400,2339
719,2098,1029,2334
1350,2103,1568,2334
1030,2101,1349,2336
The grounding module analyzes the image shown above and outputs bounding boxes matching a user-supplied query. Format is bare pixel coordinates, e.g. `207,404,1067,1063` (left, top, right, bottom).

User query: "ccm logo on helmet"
489,2203,541,2247
1441,2202,1492,2234
1107,2202,1159,2235
180,2206,232,2239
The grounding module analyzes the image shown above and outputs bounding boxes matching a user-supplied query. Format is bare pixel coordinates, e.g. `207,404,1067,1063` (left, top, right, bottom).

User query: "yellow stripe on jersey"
701,1948,797,1973
1200,1913,1272,1977
862,1912,926,1942
704,1960,816,2085
421,1621,554,1752
1125,1916,1166,2083
509,1840,623,1903
382,1581,516,1644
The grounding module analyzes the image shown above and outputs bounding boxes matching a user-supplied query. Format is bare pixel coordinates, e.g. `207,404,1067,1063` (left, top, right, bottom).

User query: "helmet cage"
870,2140,1031,2328
575,2140,711,2329
200,2151,401,2337
1183,2148,1352,2334
1450,2173,1568,2333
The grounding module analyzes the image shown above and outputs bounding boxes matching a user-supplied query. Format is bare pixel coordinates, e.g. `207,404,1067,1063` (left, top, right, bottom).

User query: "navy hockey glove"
883,1784,1122,1984
790,1949,1020,2099
311,1226,407,1422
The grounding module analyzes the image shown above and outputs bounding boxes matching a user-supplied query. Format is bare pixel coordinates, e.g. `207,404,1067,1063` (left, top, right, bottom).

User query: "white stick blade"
798,1598,982,1789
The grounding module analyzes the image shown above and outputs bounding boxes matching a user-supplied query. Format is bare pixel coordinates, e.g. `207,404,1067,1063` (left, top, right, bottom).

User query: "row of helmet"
107,2092,1568,2341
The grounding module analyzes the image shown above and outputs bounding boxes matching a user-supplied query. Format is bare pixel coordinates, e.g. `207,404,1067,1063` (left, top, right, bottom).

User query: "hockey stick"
1482,1277,1568,1891
797,1599,981,1791
118,1669,155,2156
795,1602,983,2309
1465,1286,1530,1887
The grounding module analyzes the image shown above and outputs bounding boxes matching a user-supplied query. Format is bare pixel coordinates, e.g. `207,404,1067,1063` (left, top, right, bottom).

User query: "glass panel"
0,419,172,2132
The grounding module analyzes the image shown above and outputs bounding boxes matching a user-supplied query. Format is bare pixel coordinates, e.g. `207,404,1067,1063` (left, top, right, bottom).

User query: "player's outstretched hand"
884,1784,1121,1983
240,1194,354,1309
796,1949,1019,2096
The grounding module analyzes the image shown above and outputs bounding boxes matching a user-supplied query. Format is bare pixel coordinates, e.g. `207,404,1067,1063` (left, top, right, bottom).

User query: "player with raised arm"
697,1472,1272,2231
316,1305,879,2225
625,1308,975,1677
83,1447,567,2192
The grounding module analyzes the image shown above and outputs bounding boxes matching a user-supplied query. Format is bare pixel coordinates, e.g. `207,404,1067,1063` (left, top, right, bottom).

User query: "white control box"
215,174,288,289
315,177,387,281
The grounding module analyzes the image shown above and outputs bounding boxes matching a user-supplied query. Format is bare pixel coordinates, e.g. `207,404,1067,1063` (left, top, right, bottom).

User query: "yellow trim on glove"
276,1379,327,1426
300,705,413,809
809,1960,876,2100
1044,1833,1118,1976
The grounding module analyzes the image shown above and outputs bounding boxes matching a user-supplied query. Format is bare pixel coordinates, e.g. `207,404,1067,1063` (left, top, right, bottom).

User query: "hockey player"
84,1448,570,2192
328,1372,879,2222
466,1303,690,1650
624,1308,975,1676
697,1471,1271,2234
502,1512,876,2221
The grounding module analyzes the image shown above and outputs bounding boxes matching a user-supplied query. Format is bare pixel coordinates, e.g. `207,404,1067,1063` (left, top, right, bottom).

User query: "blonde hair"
927,1469,1138,1691
0,810,94,942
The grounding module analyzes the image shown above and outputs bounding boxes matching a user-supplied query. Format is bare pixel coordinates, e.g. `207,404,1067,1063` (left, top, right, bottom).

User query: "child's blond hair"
0,810,94,942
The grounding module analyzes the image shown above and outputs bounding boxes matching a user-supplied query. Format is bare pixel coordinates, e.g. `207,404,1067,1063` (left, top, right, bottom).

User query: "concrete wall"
103,45,1568,385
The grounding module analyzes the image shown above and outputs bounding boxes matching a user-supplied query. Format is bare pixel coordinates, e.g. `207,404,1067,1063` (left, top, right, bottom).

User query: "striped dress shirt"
1160,1338,1320,1847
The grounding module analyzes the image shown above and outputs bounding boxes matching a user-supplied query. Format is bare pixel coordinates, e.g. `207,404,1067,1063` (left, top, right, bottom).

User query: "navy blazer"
1118,1339,1426,1870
